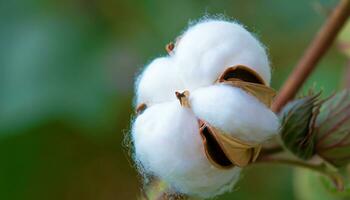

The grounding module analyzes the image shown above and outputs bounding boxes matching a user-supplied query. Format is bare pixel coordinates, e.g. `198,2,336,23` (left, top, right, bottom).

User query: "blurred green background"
1,0,349,199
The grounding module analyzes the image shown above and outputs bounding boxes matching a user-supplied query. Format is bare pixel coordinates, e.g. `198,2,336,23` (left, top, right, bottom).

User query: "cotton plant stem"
256,156,324,173
255,156,345,190
272,0,350,113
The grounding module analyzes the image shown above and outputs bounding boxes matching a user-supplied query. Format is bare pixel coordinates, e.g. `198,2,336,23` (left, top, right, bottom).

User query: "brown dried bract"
165,42,175,55
199,120,261,169
217,65,276,107
175,90,190,108
218,65,266,85
198,65,273,169
136,103,147,115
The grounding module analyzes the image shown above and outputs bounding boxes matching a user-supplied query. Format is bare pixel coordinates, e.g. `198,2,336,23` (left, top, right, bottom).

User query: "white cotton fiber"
190,84,279,143
135,57,184,106
132,101,241,198
132,17,279,198
174,19,271,90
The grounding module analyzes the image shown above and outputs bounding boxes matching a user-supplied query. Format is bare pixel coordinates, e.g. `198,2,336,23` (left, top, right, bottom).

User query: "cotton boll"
132,101,240,198
132,17,280,198
190,84,279,143
135,57,185,106
174,19,270,90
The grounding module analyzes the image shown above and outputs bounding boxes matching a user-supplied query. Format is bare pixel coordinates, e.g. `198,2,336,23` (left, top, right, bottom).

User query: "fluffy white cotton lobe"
190,84,279,143
174,19,270,90
136,57,184,106
132,101,241,197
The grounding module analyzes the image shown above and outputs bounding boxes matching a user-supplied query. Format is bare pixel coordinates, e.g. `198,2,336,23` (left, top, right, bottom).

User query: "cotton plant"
129,15,350,200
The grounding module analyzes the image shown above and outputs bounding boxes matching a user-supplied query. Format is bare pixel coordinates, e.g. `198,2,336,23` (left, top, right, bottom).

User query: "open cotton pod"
191,66,278,170
131,18,280,199
199,119,262,169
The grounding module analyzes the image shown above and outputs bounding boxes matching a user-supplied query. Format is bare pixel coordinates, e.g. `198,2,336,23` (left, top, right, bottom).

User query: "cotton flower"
132,18,279,198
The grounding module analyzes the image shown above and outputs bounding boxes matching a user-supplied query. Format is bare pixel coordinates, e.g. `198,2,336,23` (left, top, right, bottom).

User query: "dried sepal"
316,90,350,167
199,121,233,169
165,35,182,55
199,120,262,169
175,90,190,108
217,65,266,85
223,80,276,107
280,92,322,160
217,65,276,107
165,42,175,55
136,103,147,115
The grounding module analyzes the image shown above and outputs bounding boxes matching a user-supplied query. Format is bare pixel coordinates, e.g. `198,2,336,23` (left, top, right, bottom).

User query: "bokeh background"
1,0,349,199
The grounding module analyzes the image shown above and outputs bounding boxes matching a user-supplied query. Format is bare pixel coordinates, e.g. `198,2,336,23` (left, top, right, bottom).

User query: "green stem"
255,156,345,191
257,157,322,172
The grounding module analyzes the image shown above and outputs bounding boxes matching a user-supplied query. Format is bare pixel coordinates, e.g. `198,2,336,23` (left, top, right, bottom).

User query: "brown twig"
272,0,350,113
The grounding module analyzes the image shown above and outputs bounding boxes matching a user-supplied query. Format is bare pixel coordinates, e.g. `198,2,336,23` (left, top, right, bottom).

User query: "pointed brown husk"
199,121,261,169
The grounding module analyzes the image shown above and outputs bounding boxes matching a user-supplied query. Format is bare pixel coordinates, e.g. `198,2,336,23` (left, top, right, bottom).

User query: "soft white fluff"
135,57,184,106
190,84,279,143
133,101,240,197
174,19,271,90
132,18,279,198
